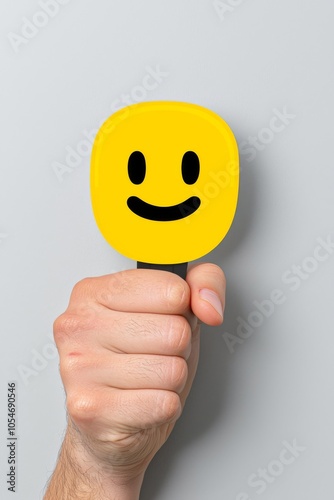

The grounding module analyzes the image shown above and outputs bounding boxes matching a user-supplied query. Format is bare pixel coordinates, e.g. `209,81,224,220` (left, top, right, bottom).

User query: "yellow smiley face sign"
91,101,239,264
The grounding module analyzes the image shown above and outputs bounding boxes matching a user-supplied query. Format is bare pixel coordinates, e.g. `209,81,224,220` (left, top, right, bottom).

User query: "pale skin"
44,263,226,499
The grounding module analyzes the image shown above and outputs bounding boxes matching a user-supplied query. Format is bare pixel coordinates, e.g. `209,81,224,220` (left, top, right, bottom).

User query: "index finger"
71,269,191,316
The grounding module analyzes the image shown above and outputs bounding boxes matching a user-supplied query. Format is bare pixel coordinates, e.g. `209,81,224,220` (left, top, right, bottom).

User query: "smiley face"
126,149,201,221
91,101,239,264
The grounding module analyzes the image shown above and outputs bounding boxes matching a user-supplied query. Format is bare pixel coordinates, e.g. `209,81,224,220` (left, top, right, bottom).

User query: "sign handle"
137,262,188,280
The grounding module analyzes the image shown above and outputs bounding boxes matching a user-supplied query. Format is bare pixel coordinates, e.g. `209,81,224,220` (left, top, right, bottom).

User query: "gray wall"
1,1,333,498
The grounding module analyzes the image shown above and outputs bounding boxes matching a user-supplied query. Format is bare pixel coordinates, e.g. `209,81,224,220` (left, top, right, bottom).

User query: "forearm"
44,424,144,500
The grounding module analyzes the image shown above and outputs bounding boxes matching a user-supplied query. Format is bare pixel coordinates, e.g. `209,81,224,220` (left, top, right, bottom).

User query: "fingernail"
199,289,223,318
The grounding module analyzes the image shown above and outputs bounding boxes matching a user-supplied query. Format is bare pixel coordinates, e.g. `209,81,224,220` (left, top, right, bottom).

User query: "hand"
45,264,225,499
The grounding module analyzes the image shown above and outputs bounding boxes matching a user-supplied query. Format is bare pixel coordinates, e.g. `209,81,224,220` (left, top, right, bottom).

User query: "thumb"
186,263,226,326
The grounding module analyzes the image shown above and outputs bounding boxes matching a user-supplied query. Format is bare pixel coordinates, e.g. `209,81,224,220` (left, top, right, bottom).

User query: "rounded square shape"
91,101,239,264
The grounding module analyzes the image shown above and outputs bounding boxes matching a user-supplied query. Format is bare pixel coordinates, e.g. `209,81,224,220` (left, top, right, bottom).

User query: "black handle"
137,262,188,280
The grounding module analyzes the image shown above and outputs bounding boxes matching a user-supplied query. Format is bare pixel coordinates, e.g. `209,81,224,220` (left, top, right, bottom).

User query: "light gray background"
1,1,333,499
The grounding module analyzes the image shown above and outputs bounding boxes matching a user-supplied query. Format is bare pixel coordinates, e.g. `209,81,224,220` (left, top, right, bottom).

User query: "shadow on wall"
141,155,259,498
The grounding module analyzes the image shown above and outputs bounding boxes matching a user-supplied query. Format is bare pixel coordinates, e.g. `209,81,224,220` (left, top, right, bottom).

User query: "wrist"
71,440,145,500
45,424,146,500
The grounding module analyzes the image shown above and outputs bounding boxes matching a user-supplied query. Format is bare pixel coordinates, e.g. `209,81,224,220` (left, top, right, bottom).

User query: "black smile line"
127,196,201,222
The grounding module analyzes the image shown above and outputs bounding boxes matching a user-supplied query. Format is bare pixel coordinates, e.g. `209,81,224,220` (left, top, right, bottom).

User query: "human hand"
45,264,225,499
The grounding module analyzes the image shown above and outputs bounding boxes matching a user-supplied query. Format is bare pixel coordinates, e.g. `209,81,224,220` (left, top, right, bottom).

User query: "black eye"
182,151,200,185
128,151,146,184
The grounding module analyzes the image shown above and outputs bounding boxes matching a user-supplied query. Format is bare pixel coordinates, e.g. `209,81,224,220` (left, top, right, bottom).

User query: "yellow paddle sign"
91,101,239,275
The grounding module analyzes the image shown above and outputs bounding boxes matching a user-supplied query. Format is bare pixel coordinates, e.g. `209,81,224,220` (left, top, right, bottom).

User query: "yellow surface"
91,101,239,264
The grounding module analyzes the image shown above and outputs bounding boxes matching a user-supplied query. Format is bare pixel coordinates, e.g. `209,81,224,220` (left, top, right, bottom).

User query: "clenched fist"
44,264,225,499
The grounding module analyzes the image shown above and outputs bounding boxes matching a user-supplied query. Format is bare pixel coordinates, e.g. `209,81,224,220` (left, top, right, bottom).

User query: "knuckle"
53,313,76,342
168,357,188,392
165,278,190,312
157,391,182,422
59,356,74,380
67,392,99,424
59,354,87,381
53,312,96,343
71,277,95,300
168,316,191,355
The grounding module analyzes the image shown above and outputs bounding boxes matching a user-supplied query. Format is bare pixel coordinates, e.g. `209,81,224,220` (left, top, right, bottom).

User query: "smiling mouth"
127,196,201,222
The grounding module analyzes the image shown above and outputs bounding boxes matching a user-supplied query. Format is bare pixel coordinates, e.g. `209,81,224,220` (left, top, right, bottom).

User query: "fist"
53,264,225,482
